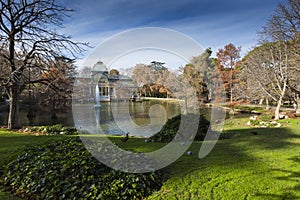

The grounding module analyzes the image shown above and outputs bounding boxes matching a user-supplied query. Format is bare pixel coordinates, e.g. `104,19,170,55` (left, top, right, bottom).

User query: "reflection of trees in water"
97,101,181,134
0,109,74,127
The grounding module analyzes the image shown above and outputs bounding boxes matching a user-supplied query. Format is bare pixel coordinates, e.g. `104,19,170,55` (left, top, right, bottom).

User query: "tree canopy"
0,0,87,129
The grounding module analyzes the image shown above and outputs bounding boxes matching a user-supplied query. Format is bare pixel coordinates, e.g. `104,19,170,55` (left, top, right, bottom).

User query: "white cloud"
76,28,203,70
62,0,282,67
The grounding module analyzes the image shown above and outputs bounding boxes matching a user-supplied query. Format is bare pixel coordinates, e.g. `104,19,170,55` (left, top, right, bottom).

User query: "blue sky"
61,0,282,68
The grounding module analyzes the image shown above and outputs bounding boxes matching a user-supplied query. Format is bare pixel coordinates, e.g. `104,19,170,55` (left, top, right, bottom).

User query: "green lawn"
146,118,300,199
1,117,300,199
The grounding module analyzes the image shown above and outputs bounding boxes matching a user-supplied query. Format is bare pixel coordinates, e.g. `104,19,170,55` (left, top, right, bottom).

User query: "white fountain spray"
94,85,101,126
95,85,101,108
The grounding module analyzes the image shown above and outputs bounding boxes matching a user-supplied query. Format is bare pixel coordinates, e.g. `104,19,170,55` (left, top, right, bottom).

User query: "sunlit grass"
0,117,300,199
147,118,300,199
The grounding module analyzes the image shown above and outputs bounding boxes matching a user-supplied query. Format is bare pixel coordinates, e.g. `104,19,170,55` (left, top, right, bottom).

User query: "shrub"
234,105,264,112
30,124,78,135
250,120,260,126
260,114,273,121
149,113,234,142
149,113,211,142
4,137,163,200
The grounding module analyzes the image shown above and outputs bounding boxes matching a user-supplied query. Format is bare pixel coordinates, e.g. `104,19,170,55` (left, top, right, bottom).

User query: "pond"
0,100,182,133
1,100,250,134
73,100,183,136
0,108,74,127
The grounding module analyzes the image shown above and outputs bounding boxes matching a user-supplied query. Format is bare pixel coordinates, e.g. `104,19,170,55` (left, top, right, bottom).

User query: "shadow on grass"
160,126,300,199
287,156,300,192
227,127,299,198
229,127,300,149
275,168,300,191
254,192,299,199
169,126,300,171
1,126,299,199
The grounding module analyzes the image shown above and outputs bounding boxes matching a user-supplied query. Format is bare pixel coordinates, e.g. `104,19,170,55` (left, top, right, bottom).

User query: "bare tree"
258,0,300,116
260,0,300,42
0,0,87,129
232,63,268,107
131,62,172,97
242,42,293,120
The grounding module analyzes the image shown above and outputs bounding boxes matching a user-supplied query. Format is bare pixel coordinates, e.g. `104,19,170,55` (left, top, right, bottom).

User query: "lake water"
0,108,74,127
1,101,243,135
72,100,183,136
0,101,182,133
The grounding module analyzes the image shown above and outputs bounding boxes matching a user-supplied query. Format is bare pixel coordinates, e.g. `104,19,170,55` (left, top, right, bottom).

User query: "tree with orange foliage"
109,69,120,75
38,57,75,119
216,43,241,112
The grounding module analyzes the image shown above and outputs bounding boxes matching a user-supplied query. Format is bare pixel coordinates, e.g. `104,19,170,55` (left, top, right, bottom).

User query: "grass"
146,118,300,199
0,117,300,199
234,105,266,112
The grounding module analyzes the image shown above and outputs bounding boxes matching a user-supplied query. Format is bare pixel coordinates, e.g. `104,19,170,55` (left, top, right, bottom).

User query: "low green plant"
30,124,78,135
2,119,300,199
250,120,260,126
260,114,273,121
235,105,264,112
4,137,163,200
235,105,253,111
224,119,235,127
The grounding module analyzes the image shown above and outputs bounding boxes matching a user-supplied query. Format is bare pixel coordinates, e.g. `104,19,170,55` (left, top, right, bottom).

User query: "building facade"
74,61,136,103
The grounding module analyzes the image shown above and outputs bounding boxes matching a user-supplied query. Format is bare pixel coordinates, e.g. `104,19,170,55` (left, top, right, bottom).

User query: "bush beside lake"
1,117,300,199
150,113,233,142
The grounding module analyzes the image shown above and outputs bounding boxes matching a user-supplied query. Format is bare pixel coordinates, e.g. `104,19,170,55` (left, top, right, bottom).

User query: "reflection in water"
97,101,181,135
0,108,74,127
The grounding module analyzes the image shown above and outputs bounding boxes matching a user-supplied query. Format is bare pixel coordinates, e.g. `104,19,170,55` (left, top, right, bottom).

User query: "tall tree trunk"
229,68,234,114
229,94,235,115
295,95,300,114
274,81,287,120
8,84,21,129
274,98,282,120
8,32,21,129
265,98,270,110
208,87,212,102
